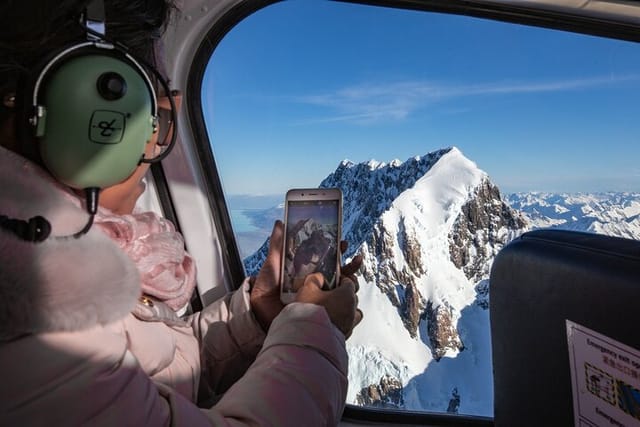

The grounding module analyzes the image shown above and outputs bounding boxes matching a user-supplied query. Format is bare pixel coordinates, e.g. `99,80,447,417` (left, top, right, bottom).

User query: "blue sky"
202,1,640,199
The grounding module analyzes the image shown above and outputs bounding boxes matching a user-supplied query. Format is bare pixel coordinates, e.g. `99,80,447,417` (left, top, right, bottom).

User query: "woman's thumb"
303,272,324,290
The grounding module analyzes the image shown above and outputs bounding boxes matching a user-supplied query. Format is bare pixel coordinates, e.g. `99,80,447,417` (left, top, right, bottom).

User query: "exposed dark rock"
360,223,403,307
359,219,431,338
355,375,404,408
449,177,528,284
474,279,490,309
426,301,464,361
401,281,426,338
447,387,461,413
399,217,426,276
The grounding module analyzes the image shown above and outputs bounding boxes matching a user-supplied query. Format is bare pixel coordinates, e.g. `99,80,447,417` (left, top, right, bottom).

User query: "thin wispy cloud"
292,75,640,125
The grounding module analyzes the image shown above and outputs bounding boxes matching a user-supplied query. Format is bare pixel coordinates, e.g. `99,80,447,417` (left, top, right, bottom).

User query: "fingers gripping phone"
280,188,343,304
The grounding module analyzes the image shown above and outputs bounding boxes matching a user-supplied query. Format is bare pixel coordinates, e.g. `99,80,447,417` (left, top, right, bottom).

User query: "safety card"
567,320,640,426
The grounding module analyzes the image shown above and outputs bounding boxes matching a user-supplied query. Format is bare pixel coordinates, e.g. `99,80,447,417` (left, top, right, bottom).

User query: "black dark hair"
0,0,176,122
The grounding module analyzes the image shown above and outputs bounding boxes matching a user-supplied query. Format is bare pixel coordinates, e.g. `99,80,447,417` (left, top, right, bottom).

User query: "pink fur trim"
0,147,140,339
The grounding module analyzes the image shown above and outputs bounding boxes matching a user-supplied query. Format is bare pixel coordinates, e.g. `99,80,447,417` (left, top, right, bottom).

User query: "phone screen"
282,198,340,297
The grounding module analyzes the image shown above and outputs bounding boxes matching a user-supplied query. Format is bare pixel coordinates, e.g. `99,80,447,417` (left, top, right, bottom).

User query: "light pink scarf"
10,148,197,311
94,209,197,311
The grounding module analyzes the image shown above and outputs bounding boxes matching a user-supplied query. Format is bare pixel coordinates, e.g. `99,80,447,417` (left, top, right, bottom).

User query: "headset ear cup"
35,48,156,189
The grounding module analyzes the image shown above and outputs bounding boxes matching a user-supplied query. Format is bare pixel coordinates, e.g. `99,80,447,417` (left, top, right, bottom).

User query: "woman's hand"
250,220,364,335
295,272,363,338
249,221,286,332
339,241,362,292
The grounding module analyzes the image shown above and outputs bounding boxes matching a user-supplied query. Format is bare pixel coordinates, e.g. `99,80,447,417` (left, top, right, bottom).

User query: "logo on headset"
89,110,126,144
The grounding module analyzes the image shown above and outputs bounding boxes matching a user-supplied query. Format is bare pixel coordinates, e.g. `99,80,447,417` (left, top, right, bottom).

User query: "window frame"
181,0,640,423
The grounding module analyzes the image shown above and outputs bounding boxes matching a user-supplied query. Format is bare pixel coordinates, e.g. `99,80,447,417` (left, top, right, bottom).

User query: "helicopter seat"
489,229,640,427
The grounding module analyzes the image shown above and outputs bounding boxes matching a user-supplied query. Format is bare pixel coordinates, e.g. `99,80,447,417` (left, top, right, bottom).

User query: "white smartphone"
280,188,343,304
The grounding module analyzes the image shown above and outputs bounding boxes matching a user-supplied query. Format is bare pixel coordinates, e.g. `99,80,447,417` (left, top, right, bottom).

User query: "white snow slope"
342,147,496,415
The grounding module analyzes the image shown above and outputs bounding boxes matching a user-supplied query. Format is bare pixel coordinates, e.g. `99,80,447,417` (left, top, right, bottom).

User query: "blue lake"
229,209,259,233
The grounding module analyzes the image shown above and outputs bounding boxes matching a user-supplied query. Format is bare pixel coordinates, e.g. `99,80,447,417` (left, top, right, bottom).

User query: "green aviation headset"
29,2,177,191
31,42,156,190
0,0,177,242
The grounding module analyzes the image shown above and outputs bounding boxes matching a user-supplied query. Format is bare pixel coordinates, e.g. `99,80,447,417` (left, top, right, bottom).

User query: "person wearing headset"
0,1,363,425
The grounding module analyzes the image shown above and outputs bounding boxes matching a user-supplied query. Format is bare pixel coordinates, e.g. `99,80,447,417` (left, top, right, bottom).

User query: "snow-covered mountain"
323,147,526,415
505,192,640,240
245,146,527,415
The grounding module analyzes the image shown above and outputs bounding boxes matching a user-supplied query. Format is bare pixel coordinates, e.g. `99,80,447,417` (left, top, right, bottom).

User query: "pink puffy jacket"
0,146,348,426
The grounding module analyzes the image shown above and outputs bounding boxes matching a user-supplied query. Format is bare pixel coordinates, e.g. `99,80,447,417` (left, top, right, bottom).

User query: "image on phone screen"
282,199,340,295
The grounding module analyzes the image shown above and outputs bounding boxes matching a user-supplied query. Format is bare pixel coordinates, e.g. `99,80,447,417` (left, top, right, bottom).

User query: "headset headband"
85,0,106,38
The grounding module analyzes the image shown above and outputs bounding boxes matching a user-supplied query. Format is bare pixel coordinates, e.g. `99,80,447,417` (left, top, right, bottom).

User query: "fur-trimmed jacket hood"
0,146,140,340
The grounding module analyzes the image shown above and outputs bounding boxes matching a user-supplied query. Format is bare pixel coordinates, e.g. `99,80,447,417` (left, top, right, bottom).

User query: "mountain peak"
339,159,355,168
366,159,384,170
320,146,483,254
339,147,464,176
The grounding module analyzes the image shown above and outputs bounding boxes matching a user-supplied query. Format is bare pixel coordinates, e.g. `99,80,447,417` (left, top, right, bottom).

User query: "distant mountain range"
506,191,640,240
240,147,640,416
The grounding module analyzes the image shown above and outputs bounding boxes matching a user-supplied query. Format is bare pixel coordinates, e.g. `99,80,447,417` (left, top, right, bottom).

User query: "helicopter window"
201,1,640,418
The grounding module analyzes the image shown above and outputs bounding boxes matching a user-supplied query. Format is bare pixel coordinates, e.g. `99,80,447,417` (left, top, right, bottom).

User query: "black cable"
71,214,95,239
85,187,100,215
68,187,99,239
